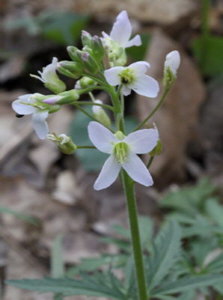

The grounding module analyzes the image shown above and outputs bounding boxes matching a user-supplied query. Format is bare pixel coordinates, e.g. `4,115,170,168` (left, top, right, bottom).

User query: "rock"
137,29,205,186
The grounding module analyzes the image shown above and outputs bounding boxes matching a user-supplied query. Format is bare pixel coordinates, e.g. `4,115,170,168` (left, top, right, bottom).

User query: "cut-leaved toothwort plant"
7,10,223,300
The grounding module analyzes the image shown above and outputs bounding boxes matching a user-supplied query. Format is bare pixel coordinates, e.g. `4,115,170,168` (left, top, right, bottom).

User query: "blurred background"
1,0,223,299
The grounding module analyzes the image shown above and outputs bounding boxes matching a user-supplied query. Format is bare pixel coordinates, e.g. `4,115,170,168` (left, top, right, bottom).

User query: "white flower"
12,94,49,139
164,50,180,76
88,121,159,190
31,57,66,93
102,10,141,49
104,61,159,97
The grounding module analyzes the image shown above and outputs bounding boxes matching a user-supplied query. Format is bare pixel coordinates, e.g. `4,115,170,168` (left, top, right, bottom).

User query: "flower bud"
47,133,77,154
92,100,111,128
78,76,96,89
163,50,180,87
57,61,83,79
56,90,80,104
81,30,93,48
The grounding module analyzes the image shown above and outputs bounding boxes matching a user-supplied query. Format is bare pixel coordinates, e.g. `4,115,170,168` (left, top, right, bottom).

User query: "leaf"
160,178,216,216
152,274,223,297
51,235,64,278
192,36,223,77
138,216,154,251
40,12,89,45
7,272,126,299
0,205,40,226
147,220,181,290
123,256,137,299
205,198,223,226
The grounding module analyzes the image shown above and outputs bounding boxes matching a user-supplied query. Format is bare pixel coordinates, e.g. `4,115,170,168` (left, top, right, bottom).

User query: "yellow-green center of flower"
119,68,135,85
113,142,129,164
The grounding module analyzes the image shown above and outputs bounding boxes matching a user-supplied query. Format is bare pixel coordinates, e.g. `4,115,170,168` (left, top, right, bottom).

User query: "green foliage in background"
5,11,89,45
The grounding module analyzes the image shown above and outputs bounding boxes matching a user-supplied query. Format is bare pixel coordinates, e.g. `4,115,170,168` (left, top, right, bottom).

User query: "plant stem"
76,145,95,149
134,87,170,131
121,171,148,300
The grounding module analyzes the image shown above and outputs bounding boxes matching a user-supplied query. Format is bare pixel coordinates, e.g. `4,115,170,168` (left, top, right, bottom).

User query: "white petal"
126,35,142,48
110,11,132,47
104,67,123,86
12,94,36,115
131,75,159,98
124,128,159,154
122,153,153,186
32,111,49,139
122,86,131,96
88,121,116,154
164,50,180,75
129,61,150,75
94,155,121,190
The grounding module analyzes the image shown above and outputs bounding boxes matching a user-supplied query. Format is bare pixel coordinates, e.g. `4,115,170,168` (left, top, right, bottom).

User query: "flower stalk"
121,170,148,300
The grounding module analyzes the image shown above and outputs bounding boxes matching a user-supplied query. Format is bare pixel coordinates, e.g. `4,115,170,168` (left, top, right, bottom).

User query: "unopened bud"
48,133,77,154
163,50,180,87
92,100,111,128
79,76,96,88
58,61,83,79
56,90,80,104
81,31,93,48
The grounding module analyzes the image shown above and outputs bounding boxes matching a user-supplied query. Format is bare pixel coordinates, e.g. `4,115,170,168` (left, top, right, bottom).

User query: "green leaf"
7,272,125,299
138,216,154,251
51,235,64,278
192,36,223,77
205,198,223,226
147,220,181,290
0,206,40,226
40,12,89,45
152,274,223,296
123,256,137,299
160,178,216,216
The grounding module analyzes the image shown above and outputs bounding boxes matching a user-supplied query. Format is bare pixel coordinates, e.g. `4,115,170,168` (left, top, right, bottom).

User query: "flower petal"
12,94,36,115
110,11,132,47
94,155,121,190
122,85,131,96
129,61,150,75
104,67,124,86
122,153,153,186
124,128,159,154
88,121,116,153
32,111,49,139
164,50,180,75
126,35,142,48
131,75,159,98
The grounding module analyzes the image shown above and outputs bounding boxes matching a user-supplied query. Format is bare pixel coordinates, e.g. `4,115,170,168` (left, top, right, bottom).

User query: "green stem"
135,87,170,131
78,101,114,111
147,156,154,169
76,145,95,149
121,171,148,300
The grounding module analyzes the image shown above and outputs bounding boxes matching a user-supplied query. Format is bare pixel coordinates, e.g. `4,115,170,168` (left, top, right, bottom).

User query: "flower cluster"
12,10,180,190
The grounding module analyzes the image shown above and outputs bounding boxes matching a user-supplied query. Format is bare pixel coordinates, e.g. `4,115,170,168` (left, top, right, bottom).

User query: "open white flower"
164,50,181,76
12,94,49,139
102,10,141,49
31,57,66,93
88,121,159,190
104,61,159,97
